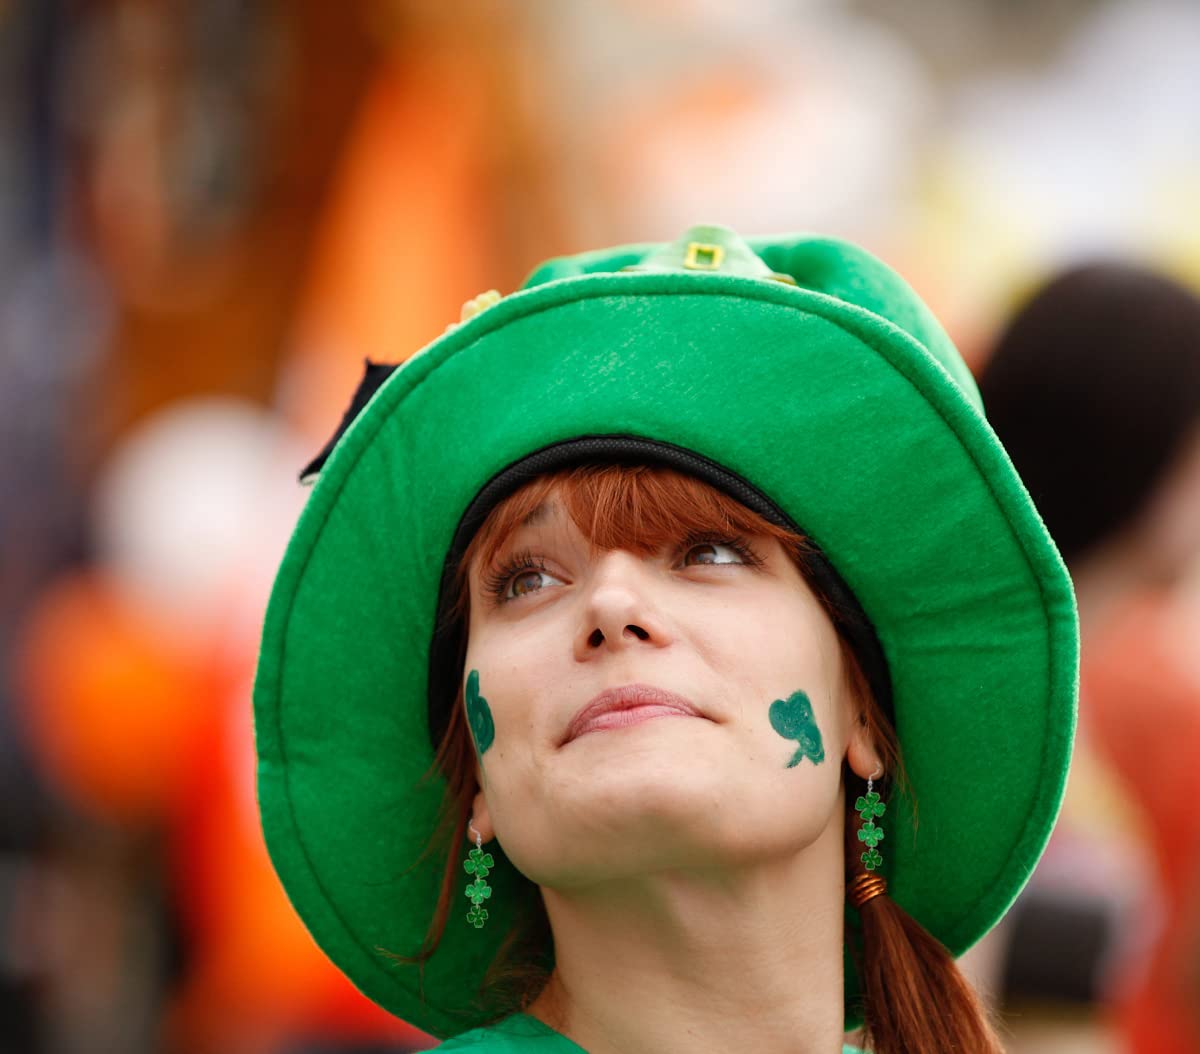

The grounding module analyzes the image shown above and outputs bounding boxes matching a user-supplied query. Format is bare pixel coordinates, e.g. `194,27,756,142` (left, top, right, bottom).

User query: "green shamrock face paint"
768,690,825,767
465,669,495,756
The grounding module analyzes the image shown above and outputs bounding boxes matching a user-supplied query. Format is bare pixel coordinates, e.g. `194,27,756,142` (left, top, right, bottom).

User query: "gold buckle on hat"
683,242,725,270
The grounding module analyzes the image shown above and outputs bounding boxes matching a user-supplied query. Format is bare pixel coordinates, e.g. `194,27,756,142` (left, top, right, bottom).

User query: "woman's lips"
562,684,705,744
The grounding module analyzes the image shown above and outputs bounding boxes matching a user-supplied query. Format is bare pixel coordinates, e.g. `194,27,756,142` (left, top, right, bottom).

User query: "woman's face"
463,491,877,888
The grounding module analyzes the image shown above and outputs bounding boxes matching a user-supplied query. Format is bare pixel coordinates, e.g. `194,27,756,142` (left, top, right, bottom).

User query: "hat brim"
255,269,1077,1036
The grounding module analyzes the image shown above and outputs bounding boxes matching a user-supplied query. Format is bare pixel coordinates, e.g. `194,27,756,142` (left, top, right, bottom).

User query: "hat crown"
636,223,781,280
522,224,982,414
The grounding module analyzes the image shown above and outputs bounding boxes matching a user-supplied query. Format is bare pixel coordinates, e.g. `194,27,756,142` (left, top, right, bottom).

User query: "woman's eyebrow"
478,503,555,569
520,502,553,527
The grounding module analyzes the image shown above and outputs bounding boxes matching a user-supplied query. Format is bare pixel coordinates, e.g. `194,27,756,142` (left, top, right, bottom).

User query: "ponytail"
849,797,1004,1054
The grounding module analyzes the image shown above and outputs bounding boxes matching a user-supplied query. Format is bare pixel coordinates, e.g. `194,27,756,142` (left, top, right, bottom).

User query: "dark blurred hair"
979,263,1200,566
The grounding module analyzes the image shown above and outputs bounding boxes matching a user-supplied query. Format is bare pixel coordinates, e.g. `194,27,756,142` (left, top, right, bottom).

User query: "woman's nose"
573,552,672,660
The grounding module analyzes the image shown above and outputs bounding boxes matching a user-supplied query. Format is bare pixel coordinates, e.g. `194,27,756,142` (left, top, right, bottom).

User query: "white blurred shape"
526,3,931,245
947,0,1200,263
620,24,930,242
93,397,309,635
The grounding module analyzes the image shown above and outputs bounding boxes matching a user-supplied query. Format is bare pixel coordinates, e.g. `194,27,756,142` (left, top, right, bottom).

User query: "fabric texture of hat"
254,223,1078,1038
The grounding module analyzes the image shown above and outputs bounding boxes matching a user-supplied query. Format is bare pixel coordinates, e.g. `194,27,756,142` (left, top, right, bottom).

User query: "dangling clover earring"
855,773,887,872
463,819,494,929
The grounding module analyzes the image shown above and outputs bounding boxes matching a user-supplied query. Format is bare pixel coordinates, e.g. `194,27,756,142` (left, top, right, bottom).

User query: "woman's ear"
846,711,885,782
469,783,496,843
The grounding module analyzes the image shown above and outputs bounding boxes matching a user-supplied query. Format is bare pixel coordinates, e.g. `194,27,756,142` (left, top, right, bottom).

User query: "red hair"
410,464,1001,1053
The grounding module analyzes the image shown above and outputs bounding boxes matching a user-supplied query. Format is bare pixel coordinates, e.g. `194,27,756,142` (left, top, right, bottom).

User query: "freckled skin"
768,690,825,767
466,669,495,755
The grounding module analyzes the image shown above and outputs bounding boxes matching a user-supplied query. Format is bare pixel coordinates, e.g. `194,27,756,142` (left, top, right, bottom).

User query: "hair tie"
848,872,888,908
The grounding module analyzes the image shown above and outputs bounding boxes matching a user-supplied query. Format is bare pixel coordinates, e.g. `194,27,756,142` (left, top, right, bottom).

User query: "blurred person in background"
979,262,1200,1053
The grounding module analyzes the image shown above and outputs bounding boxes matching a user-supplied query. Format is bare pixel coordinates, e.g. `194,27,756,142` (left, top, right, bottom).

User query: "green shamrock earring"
855,774,887,872
463,819,494,929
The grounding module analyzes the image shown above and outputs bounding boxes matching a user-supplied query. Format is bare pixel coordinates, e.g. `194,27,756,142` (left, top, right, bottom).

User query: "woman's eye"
506,568,564,599
681,541,747,567
482,549,567,604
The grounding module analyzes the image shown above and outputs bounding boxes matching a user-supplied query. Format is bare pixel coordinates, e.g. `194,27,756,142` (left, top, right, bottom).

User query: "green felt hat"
254,223,1077,1038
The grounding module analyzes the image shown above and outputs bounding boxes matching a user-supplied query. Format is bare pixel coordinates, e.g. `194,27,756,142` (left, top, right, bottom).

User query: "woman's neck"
525,810,847,1054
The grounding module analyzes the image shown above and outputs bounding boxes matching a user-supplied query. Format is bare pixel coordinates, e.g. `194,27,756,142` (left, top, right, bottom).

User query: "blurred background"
2,0,1199,1051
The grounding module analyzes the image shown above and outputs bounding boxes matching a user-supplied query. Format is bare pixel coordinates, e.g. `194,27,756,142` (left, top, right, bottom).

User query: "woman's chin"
555,742,730,812
522,817,818,890
518,778,806,885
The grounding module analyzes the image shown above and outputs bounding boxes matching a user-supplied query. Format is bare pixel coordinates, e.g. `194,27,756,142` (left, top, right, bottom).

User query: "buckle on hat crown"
684,241,726,270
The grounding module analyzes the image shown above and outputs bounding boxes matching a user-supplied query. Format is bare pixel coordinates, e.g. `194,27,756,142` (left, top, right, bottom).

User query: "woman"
255,224,1078,1052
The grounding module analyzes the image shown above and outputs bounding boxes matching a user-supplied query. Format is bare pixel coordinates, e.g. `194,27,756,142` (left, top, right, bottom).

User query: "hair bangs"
461,464,811,586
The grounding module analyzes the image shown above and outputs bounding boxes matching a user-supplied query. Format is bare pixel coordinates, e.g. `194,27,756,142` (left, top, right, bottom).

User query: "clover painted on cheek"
768,690,825,767
465,669,495,756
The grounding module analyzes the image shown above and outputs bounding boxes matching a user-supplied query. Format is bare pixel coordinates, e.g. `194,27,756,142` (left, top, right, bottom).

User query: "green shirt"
433,1012,863,1052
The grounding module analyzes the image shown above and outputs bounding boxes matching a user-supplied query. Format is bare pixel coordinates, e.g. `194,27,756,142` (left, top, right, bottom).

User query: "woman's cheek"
464,668,496,757
767,689,826,768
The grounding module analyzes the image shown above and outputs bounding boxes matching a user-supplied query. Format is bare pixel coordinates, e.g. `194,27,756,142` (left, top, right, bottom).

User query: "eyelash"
483,535,763,604
679,533,765,569
483,549,549,603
